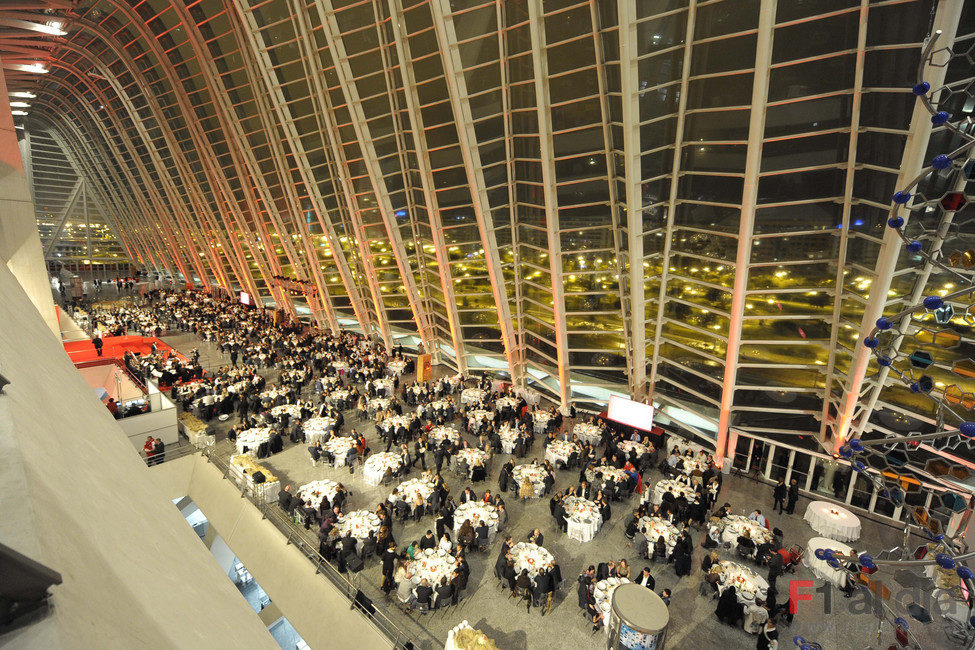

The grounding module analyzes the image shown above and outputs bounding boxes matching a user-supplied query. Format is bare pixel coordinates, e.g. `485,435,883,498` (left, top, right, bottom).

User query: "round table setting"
804,501,861,541
711,560,769,603
466,409,493,430
453,501,498,537
455,448,489,476
387,359,407,376
371,378,394,396
512,464,547,497
563,495,603,542
509,542,554,578
618,440,648,458
417,399,452,419
499,425,520,454
335,509,381,541
533,413,553,434
259,387,289,402
362,451,404,485
573,422,603,445
379,414,414,434
679,456,710,475
668,439,709,457
430,425,460,445
495,396,519,412
323,436,356,466
720,515,774,548
391,477,435,505
545,440,580,466
303,417,336,444
408,547,457,586
270,403,305,422
368,397,391,413
325,389,350,406
235,427,273,457
588,465,629,491
803,536,853,587
461,388,487,406
644,478,699,506
593,577,629,629
296,479,340,510
330,361,348,374
638,516,681,554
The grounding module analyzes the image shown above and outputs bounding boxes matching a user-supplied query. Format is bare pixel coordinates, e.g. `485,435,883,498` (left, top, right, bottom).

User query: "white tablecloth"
296,479,340,510
303,417,336,444
533,413,553,434
454,448,489,477
466,409,493,430
512,464,547,497
325,389,350,405
721,515,774,548
668,438,709,457
368,397,391,413
679,456,710,475
587,465,628,491
545,440,580,466
593,578,629,630
235,427,273,457
495,396,519,411
574,422,603,445
372,378,394,396
324,436,355,466
499,425,520,454
408,547,456,585
453,501,498,538
564,496,602,542
803,536,852,587
804,501,861,541
618,440,648,457
429,425,459,445
712,561,768,603
391,477,435,505
638,516,680,554
510,542,553,578
379,414,414,434
336,510,381,542
461,388,486,405
387,360,407,376
645,478,699,506
229,456,279,504
363,452,403,485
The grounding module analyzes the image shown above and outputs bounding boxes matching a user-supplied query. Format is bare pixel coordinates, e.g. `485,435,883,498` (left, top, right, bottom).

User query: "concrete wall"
151,454,395,650
0,260,276,650
117,406,179,448
0,59,57,335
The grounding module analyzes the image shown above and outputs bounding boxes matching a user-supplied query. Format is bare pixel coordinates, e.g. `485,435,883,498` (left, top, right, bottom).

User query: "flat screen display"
239,291,250,305
607,396,655,431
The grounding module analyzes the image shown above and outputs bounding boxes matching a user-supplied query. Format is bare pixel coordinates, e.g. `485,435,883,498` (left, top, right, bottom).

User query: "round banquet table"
391,477,435,505
593,578,629,631
573,422,602,445
668,438,709,457
545,440,579,466
429,425,460,445
533,414,553,434
804,501,861,541
387,360,407,376
336,510,381,542
296,479,340,510
323,436,355,466
644,478,698,506
509,542,554,578
372,378,394,396
679,456,710,475
720,515,773,548
303,417,336,444
563,496,602,542
495,396,519,411
325,389,350,406
512,464,547,497
466,409,493,430
587,465,628,491
461,388,486,406
452,502,498,539
408,547,457,586
235,427,272,457
803,536,852,587
637,516,680,554
368,397,391,413
618,440,648,457
454,448,489,477
499,426,519,454
363,451,403,485
270,404,304,420
711,561,768,604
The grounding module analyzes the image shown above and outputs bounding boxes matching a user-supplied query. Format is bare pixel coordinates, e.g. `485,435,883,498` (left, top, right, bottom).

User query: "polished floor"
163,332,955,650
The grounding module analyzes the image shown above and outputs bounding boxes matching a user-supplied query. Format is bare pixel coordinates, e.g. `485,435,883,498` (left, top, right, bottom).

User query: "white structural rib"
834,0,964,448
429,0,519,382
716,0,776,464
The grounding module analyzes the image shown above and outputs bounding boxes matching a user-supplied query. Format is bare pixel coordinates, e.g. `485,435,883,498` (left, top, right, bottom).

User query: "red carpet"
64,335,185,365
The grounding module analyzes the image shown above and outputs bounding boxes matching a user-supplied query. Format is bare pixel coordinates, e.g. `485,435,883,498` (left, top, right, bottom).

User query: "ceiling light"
9,91,36,99
9,101,29,108
11,110,27,116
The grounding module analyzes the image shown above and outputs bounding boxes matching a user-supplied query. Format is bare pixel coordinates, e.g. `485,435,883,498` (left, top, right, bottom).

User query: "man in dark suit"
339,532,357,558
435,579,454,609
410,578,434,610
635,566,655,589
278,485,295,513
577,566,594,609
419,530,437,550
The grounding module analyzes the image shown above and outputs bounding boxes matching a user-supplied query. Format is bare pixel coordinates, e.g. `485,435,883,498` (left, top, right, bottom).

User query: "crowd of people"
88,288,818,646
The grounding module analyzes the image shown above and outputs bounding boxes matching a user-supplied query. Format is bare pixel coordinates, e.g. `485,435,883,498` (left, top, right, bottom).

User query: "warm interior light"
11,110,28,116
9,91,36,99
17,64,48,74
9,101,29,108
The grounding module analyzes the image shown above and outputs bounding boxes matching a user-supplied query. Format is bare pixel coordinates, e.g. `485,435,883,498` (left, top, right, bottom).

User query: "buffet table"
229,455,279,503
804,501,861,541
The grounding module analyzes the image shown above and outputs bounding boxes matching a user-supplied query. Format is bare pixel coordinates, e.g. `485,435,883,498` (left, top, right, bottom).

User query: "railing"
74,357,150,395
197,445,426,649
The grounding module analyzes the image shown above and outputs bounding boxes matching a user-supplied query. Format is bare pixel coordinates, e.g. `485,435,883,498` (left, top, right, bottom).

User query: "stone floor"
162,332,956,650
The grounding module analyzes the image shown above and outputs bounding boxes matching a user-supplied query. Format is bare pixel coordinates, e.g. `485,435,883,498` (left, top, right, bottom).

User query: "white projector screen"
607,396,655,431
239,291,250,305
